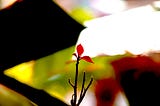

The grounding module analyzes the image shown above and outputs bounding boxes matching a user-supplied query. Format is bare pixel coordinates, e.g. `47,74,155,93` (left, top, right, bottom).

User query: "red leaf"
76,44,84,56
81,56,94,63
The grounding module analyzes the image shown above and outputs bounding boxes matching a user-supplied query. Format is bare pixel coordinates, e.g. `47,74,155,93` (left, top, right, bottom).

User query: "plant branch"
68,79,74,88
72,56,80,106
85,77,93,91
77,77,93,106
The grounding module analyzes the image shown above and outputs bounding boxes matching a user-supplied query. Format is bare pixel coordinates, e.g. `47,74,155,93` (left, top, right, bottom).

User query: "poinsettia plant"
69,44,94,106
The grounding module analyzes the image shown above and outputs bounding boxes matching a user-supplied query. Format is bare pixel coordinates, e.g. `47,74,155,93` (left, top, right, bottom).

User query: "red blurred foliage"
111,55,160,81
94,78,122,106
95,55,160,106
110,55,160,106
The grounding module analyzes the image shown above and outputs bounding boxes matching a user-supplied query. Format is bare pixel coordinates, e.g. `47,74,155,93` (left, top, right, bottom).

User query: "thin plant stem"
73,56,80,106
69,56,93,106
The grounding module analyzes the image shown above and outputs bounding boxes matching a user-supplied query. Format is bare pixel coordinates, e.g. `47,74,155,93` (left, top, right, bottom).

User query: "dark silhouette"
111,56,160,106
0,0,85,105
120,70,160,106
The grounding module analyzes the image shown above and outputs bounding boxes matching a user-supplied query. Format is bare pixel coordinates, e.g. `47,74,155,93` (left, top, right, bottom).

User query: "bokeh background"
0,0,160,106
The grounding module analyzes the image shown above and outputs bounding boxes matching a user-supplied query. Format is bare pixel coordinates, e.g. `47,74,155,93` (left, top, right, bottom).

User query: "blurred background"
0,0,160,106
52,0,160,25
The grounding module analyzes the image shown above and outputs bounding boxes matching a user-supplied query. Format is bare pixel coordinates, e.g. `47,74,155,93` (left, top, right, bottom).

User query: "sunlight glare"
0,0,17,9
91,0,126,14
76,5,160,57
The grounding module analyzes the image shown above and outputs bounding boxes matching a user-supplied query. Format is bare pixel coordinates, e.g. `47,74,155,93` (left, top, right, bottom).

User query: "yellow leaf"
4,60,35,86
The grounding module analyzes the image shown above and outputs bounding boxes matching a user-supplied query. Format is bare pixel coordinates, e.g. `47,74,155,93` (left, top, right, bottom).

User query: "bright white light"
65,91,96,106
91,0,126,14
76,5,160,57
65,91,129,106
0,0,17,9
114,92,130,106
